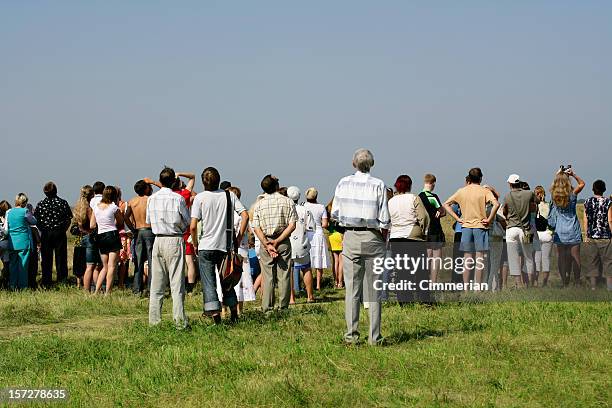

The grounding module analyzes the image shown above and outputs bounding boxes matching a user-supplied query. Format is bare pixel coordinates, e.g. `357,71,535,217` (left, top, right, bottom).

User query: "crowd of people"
1,149,610,344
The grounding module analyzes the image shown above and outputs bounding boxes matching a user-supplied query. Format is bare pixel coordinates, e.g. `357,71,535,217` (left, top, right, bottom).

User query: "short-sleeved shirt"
303,202,327,229
330,171,390,229
419,190,443,236
445,184,496,229
584,196,612,239
146,188,191,236
191,190,246,252
503,190,535,230
252,192,298,238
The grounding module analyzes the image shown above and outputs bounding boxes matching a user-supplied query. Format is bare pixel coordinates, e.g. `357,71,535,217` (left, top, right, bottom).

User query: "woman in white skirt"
303,188,329,291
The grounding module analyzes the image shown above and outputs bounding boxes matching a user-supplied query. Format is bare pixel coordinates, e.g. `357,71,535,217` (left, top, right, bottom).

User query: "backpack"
535,203,549,232
290,204,315,260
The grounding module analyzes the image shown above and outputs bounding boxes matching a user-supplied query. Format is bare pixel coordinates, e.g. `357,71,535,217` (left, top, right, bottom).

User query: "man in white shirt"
331,148,390,346
190,167,248,324
90,181,105,209
146,167,190,329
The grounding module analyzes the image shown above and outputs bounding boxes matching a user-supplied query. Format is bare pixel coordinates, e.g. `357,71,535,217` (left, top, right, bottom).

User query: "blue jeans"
82,234,102,265
198,250,237,313
134,228,155,294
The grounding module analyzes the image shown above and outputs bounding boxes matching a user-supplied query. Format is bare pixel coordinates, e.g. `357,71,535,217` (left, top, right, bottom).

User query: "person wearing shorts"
91,186,125,295
583,180,612,290
444,168,499,286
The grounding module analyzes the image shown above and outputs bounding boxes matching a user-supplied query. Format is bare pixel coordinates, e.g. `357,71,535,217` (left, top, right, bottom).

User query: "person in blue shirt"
5,193,37,289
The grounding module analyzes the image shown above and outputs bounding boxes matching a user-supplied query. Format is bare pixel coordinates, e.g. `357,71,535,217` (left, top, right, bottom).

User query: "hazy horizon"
1,1,610,207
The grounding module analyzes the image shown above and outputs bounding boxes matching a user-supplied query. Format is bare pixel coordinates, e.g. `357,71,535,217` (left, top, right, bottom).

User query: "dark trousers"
134,228,155,293
41,229,68,285
28,246,39,289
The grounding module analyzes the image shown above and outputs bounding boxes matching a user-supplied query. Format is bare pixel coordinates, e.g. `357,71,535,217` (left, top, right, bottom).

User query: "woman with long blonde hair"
549,168,585,286
73,185,100,291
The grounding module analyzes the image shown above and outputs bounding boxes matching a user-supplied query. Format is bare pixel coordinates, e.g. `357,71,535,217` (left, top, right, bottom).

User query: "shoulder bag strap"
225,190,233,252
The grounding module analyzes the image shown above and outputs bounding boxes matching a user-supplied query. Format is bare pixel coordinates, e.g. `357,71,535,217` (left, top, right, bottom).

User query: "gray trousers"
259,238,291,311
342,229,386,345
148,236,188,328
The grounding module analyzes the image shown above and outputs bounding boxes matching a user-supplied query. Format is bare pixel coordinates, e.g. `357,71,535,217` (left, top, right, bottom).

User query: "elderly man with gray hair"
331,148,390,345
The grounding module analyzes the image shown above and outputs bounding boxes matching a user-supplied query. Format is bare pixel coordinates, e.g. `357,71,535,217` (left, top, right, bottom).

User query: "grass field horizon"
1,205,611,406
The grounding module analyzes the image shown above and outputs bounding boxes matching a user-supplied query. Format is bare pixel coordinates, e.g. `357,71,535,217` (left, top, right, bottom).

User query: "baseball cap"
507,174,521,184
287,186,300,201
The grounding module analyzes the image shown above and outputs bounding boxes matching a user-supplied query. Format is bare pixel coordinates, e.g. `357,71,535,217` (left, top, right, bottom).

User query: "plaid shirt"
252,192,298,237
331,171,390,229
146,188,190,235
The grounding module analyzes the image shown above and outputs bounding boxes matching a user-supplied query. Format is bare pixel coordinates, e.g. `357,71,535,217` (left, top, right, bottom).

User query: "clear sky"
1,1,610,207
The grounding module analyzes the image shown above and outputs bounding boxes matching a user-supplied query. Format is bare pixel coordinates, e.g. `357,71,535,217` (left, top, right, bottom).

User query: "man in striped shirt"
331,148,390,346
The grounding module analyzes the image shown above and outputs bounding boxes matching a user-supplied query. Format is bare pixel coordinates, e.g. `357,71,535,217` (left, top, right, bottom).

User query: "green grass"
0,287,610,407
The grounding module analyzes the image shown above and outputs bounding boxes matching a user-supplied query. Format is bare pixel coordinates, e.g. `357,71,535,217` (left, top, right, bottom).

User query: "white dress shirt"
146,187,190,236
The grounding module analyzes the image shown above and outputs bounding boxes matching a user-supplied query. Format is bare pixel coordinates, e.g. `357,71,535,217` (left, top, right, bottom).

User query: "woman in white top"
303,188,329,291
90,186,124,295
388,176,429,242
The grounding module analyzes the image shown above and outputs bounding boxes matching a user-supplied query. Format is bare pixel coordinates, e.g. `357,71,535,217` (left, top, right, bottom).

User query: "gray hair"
15,193,28,207
352,148,374,173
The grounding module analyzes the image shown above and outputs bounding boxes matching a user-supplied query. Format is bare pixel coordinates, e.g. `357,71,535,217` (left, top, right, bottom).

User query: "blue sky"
1,1,610,206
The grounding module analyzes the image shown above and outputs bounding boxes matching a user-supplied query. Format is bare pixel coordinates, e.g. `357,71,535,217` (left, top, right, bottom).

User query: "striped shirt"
146,187,190,236
331,171,390,229
252,192,298,237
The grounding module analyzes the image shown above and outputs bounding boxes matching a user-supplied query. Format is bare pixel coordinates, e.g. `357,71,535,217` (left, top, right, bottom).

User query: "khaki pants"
259,238,291,311
342,229,386,345
148,236,188,328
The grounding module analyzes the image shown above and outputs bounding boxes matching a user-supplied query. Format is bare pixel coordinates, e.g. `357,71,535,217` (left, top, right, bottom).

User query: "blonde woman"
5,193,37,289
533,186,553,286
73,185,101,292
549,169,585,286
304,187,329,291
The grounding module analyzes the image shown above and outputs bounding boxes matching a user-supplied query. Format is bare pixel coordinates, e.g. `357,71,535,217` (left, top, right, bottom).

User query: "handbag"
218,190,243,291
73,246,86,278
547,202,558,230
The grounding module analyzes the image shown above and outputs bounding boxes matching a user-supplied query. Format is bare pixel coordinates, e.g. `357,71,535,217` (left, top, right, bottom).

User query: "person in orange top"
443,168,500,286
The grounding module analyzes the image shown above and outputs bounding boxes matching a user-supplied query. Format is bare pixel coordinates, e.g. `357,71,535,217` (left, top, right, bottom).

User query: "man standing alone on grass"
443,168,499,287
34,182,72,286
251,174,297,312
331,148,390,346
146,167,190,329
190,167,248,323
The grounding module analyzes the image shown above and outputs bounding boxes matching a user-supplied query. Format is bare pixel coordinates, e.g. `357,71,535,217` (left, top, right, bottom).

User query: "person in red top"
171,172,197,293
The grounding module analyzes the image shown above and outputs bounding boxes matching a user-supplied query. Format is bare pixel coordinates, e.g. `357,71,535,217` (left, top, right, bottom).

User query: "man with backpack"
287,186,316,303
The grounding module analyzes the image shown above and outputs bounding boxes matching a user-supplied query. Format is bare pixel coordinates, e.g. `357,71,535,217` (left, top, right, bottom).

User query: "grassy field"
1,204,610,406
0,286,611,407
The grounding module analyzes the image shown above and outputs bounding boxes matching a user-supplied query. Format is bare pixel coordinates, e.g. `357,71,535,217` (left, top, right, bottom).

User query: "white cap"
287,186,300,201
507,174,521,184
